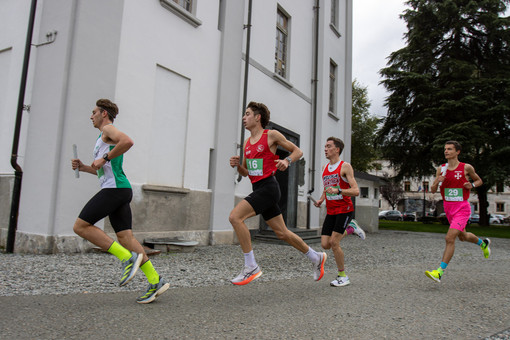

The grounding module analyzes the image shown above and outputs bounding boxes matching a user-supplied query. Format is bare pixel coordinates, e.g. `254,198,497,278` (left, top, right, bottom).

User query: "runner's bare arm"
71,159,96,175
339,162,359,197
230,139,249,177
268,130,303,171
92,125,134,170
430,166,443,193
464,163,482,189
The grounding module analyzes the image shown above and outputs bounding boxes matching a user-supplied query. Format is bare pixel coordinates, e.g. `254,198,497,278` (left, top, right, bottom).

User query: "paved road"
1,231,509,339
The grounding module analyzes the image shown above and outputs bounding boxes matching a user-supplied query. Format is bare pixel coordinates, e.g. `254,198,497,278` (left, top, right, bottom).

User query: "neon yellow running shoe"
481,238,491,258
425,268,443,283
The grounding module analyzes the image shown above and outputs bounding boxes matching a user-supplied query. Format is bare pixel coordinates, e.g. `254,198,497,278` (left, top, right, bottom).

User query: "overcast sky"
353,0,408,117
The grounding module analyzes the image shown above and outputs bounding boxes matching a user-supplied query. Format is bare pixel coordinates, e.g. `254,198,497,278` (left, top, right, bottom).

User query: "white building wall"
1,0,354,252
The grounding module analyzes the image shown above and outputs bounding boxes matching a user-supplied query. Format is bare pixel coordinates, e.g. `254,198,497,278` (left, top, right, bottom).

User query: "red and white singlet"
244,130,279,184
440,162,470,202
322,161,354,215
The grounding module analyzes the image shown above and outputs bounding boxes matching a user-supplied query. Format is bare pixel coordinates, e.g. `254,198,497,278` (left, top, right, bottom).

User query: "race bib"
326,186,343,200
445,188,463,201
247,158,263,176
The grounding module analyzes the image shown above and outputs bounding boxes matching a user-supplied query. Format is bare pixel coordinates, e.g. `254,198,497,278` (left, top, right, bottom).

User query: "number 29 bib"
445,188,463,201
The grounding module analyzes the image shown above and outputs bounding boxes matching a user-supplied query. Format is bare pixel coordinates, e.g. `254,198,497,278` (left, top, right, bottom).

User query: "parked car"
403,211,417,221
492,214,505,224
379,210,403,221
469,214,501,224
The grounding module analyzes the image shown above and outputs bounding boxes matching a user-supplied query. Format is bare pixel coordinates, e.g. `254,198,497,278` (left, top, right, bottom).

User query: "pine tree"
377,0,510,225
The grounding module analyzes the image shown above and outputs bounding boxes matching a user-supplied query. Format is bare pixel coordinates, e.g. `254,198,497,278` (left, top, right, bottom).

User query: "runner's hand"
91,158,106,170
230,155,240,168
71,159,84,171
274,159,289,171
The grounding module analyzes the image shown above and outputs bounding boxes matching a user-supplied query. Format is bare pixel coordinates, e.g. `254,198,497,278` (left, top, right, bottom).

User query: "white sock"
305,246,320,263
244,250,257,268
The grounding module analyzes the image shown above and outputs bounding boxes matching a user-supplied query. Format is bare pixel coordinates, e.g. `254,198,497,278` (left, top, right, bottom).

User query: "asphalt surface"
1,230,509,339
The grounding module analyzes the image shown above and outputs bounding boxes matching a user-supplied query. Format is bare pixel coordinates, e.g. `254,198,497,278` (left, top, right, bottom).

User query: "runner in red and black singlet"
229,101,327,286
426,140,490,283
313,137,365,287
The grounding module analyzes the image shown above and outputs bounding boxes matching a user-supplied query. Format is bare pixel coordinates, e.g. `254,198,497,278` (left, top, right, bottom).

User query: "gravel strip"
1,230,509,339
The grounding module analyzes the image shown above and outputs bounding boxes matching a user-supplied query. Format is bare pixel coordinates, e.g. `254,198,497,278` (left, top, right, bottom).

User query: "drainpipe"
7,0,38,253
237,0,253,182
307,0,320,229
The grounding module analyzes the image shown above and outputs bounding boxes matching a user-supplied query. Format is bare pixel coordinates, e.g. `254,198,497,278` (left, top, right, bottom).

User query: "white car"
492,214,505,224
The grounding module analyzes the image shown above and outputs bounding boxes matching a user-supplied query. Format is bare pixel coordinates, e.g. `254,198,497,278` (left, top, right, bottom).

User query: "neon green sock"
107,241,132,262
140,260,160,285
338,270,346,277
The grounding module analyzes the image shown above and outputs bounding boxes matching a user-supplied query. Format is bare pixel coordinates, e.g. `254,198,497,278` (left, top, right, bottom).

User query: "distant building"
371,160,509,219
1,0,359,253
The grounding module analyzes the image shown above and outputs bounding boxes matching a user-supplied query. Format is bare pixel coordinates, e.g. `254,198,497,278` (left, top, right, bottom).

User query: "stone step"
254,228,321,245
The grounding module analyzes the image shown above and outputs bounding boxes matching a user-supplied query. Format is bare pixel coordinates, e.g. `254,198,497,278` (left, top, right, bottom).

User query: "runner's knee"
73,219,89,236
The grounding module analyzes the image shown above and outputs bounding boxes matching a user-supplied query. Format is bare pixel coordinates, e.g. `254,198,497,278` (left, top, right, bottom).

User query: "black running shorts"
244,176,282,221
78,188,133,233
321,211,353,236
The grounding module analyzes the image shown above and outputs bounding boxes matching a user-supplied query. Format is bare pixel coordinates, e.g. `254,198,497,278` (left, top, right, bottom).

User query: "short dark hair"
327,137,344,155
247,101,270,128
445,140,462,152
96,98,119,122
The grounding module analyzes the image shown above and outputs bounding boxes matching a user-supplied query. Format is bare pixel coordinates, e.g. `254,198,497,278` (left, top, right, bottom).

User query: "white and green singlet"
93,131,131,189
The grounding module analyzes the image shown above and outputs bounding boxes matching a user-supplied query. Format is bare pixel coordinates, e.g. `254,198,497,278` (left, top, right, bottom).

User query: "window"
374,188,379,198
160,0,201,27
173,0,192,12
360,187,369,198
496,203,505,212
330,0,338,27
275,8,289,78
329,60,337,114
404,181,411,192
473,202,479,212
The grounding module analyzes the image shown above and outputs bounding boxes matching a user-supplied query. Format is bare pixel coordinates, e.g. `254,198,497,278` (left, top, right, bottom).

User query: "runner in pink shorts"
425,141,491,283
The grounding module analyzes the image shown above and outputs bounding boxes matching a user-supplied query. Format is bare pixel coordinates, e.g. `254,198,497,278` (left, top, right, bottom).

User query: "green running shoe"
481,238,491,258
425,268,443,283
119,252,143,287
137,277,170,304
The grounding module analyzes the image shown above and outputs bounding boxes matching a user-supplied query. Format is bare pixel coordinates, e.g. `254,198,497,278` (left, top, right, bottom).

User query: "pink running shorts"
444,200,472,231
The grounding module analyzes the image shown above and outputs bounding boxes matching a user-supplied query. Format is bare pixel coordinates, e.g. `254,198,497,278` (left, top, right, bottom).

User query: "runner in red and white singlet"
321,160,354,215
229,101,327,286
426,141,490,283
313,137,365,287
244,130,279,183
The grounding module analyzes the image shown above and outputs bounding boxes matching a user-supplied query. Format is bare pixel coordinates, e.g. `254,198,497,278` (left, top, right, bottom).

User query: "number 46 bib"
247,158,263,176
445,188,463,201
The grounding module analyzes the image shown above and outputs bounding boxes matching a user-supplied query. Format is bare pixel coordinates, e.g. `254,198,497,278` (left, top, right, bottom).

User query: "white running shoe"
231,265,262,286
349,219,366,240
330,276,350,287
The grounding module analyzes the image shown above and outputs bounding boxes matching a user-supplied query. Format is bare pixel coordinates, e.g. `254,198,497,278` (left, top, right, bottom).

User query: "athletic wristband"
471,182,476,188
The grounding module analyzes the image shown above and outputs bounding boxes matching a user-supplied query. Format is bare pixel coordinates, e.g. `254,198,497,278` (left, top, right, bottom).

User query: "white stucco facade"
0,0,354,253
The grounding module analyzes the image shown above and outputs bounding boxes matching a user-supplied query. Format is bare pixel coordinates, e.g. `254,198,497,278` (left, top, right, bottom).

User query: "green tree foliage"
351,80,380,172
377,0,510,224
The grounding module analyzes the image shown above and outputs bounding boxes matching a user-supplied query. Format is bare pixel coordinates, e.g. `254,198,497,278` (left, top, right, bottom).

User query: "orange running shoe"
313,252,327,281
